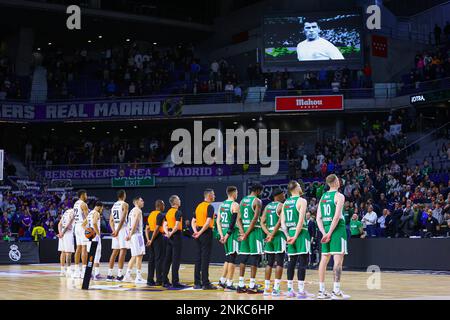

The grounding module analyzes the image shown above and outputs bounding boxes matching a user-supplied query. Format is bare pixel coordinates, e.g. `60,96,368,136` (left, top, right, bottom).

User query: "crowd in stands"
408,45,450,85
0,54,23,100
23,133,169,167
263,64,373,92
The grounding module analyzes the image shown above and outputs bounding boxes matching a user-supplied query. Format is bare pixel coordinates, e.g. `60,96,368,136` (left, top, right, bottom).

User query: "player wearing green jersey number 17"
236,183,264,294
216,186,240,292
281,181,314,299
260,188,286,297
316,174,351,300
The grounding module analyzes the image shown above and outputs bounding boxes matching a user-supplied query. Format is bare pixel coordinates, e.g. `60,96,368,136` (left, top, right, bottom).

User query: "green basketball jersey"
218,199,234,233
319,190,345,228
283,196,307,232
264,201,281,232
240,195,257,231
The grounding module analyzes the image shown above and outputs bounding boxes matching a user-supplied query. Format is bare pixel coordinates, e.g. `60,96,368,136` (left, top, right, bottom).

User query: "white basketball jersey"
128,207,143,235
73,200,86,225
87,210,98,229
111,200,127,227
62,209,74,230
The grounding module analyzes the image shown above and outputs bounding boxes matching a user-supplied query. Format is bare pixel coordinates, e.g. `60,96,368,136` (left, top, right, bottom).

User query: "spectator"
31,222,46,242
301,155,309,175
377,209,389,237
362,205,377,237
422,209,440,237
350,214,365,238
399,201,415,237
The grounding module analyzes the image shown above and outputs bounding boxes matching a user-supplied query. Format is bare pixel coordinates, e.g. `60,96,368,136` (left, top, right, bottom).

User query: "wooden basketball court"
0,264,449,300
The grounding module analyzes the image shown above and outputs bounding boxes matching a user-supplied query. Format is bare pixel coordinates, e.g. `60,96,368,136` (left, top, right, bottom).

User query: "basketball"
84,227,96,239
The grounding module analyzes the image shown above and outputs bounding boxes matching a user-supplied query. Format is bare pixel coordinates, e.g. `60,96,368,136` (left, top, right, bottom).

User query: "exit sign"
111,176,155,188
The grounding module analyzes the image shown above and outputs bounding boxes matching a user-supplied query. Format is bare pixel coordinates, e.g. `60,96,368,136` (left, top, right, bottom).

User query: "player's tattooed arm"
109,213,116,234
236,208,245,237
316,200,326,236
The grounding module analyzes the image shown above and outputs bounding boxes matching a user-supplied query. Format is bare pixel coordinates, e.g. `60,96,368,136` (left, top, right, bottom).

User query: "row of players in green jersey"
214,175,349,299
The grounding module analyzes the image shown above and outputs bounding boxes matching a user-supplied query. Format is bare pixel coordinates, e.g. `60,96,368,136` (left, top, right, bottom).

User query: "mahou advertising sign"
275,95,344,112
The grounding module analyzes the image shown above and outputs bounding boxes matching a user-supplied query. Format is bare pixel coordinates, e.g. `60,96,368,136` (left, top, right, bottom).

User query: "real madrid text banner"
0,97,184,122
0,242,40,264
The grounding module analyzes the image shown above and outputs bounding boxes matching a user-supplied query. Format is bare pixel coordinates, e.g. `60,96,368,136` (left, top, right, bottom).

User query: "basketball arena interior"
0,0,449,305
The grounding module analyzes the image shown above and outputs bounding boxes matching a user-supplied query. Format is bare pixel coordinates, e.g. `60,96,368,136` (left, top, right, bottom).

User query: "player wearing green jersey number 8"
236,183,264,294
281,181,314,299
316,174,350,300
260,188,286,296
216,186,240,291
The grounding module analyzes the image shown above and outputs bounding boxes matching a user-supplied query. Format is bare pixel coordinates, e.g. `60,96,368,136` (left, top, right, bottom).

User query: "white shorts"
75,224,89,246
58,238,64,252
87,238,102,264
111,228,130,250
62,231,75,253
130,233,145,257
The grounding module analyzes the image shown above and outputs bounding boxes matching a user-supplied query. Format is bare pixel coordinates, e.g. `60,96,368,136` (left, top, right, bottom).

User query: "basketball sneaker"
286,289,297,298
123,273,133,283
218,281,227,289
135,277,147,285
331,291,351,300
93,274,104,281
236,285,247,293
297,290,315,299
263,288,271,296
271,289,281,297
106,275,115,282
246,286,263,294
224,285,237,292
72,270,81,279
116,275,124,282
316,290,332,299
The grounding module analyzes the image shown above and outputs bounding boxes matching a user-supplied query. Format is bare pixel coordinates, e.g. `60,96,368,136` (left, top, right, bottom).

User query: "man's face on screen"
304,22,320,40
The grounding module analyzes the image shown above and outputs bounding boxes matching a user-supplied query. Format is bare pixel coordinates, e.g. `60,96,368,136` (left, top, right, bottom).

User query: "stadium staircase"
29,66,48,103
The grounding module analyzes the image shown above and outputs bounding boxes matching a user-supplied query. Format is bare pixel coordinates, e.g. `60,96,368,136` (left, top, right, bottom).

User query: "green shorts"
287,229,311,255
264,231,286,254
239,227,264,255
223,229,239,256
321,225,348,255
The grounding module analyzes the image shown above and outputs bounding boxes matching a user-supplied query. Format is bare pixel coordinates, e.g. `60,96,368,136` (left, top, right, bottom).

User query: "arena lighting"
79,130,83,133
106,131,110,134
126,38,131,42
153,42,157,45
120,128,124,132
134,125,138,129
21,127,26,130
98,35,103,39
88,40,92,43
91,127,95,130
51,128,55,131
48,42,52,46
252,118,256,121
37,48,41,51
233,121,238,125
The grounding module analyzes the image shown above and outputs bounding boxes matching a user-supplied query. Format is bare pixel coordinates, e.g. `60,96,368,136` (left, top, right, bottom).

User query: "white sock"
118,269,123,277
287,280,294,291
94,267,100,276
274,279,281,291
333,282,340,293
108,269,113,276
239,277,245,287
298,281,305,293
226,279,233,287
82,265,86,274
220,277,226,284
61,266,65,272
249,278,256,289
75,265,80,272
319,282,325,292
136,269,142,277
264,280,271,290
126,268,132,275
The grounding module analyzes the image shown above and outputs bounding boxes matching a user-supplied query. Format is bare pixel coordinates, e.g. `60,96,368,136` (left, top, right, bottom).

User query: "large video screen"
262,12,363,71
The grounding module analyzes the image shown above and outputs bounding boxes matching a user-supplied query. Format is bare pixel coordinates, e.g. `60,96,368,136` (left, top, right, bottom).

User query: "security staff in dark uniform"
192,189,217,290
145,200,167,286
162,195,185,288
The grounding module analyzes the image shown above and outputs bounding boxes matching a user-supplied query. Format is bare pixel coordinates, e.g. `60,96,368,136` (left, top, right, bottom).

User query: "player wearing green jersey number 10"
316,174,351,300
281,181,314,299
236,183,264,294
216,186,240,292
260,188,286,296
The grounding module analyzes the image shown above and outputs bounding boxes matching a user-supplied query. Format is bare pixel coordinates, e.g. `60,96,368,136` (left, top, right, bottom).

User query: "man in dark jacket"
399,201,414,237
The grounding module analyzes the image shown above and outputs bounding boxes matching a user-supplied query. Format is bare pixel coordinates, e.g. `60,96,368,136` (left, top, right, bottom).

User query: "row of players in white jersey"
57,190,147,284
